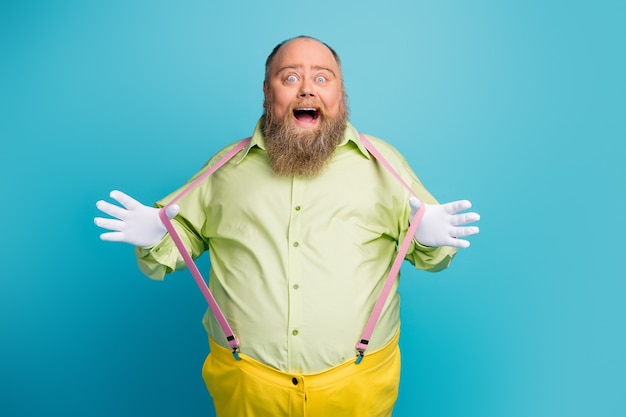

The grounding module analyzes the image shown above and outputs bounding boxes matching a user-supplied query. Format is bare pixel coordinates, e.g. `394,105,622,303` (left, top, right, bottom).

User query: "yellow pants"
202,332,401,417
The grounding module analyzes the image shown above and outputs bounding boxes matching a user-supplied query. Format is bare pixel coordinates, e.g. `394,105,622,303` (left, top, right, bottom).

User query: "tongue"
295,112,315,123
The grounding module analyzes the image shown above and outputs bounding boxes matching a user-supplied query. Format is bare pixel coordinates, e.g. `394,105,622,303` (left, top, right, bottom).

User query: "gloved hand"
409,197,480,248
94,190,180,247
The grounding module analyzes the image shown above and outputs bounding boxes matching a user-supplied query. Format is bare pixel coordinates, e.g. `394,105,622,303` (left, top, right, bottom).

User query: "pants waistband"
208,331,400,390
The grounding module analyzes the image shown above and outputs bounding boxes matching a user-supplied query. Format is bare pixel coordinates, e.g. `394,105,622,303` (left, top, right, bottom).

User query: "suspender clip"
355,349,365,365
232,345,241,361
355,339,368,364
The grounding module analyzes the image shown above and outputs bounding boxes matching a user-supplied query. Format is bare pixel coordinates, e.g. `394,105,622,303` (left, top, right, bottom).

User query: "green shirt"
136,119,456,373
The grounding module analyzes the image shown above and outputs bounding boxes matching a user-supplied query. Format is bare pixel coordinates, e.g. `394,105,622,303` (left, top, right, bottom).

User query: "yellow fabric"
203,331,401,417
136,119,456,373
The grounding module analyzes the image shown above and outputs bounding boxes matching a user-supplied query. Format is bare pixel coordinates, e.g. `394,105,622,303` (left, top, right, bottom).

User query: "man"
94,36,480,416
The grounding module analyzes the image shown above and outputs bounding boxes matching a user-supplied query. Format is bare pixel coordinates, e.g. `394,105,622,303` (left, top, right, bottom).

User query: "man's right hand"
94,190,180,247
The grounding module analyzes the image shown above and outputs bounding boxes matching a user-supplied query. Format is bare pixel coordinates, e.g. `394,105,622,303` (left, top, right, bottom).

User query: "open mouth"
293,107,320,124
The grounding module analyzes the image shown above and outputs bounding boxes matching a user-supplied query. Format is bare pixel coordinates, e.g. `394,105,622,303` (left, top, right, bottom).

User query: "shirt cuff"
412,238,438,252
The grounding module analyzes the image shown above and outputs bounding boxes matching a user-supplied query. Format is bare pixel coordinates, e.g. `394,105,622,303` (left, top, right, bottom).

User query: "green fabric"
136,119,456,373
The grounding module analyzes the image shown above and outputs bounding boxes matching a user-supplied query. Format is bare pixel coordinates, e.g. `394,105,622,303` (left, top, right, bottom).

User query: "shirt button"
293,284,299,290
293,242,299,247
292,330,299,336
295,206,301,211
292,377,298,385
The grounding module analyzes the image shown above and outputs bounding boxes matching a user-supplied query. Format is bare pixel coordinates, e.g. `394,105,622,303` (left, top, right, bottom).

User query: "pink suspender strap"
158,138,251,360
355,134,425,364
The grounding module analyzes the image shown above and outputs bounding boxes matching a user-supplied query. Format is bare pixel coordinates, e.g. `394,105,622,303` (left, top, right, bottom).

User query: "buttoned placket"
287,176,305,372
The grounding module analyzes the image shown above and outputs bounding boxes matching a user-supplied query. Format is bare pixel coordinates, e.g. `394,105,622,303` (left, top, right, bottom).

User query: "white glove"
94,190,180,247
409,197,480,248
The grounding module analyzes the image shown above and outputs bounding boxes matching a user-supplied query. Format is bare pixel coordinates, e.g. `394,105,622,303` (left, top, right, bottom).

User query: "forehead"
269,38,341,76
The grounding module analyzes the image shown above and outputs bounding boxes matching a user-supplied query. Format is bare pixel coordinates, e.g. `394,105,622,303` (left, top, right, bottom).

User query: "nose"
298,78,315,98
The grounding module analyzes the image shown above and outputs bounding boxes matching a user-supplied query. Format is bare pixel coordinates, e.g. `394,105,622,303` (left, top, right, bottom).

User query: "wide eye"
316,76,326,83
286,75,298,83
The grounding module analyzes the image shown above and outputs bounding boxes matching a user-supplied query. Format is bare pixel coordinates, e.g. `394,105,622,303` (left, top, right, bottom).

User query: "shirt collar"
235,118,371,164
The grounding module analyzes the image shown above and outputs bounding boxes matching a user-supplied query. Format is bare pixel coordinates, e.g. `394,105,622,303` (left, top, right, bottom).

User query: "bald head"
264,36,343,84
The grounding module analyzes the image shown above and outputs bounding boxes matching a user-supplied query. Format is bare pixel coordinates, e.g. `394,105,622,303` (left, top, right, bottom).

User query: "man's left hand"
409,197,480,248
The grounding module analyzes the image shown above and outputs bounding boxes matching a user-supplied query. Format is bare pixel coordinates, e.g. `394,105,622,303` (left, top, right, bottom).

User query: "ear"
262,80,269,96
262,81,270,110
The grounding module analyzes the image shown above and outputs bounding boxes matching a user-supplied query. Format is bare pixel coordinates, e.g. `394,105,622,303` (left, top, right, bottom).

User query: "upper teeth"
297,108,317,111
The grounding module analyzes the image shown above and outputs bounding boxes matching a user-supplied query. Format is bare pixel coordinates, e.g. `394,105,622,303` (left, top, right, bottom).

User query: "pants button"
292,377,298,385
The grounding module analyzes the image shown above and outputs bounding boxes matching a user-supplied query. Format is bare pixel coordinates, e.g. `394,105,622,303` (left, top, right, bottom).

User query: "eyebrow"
275,65,337,77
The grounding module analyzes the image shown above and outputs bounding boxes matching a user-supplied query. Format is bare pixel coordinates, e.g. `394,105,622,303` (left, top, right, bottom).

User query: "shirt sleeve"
134,216,207,281
402,175,458,273
133,141,248,281
367,135,458,272
405,235,457,272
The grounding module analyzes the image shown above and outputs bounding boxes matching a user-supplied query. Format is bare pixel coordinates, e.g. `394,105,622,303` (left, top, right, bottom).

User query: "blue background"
1,1,624,416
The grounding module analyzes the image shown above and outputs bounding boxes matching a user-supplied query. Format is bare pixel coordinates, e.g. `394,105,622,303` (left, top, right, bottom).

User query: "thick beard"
262,99,348,177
